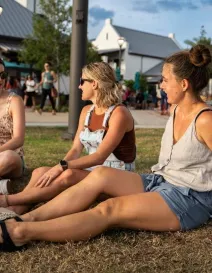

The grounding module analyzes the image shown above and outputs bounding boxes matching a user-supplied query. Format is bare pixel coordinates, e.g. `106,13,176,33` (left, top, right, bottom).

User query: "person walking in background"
142,89,148,109
24,75,36,111
135,90,144,109
36,62,57,115
160,79,169,115
6,76,19,95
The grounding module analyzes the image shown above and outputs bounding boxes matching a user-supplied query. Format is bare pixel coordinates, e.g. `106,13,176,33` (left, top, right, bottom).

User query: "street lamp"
117,37,125,68
0,6,3,15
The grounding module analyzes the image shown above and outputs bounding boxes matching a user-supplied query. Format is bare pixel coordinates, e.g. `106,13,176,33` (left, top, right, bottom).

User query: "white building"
15,0,42,13
93,19,182,81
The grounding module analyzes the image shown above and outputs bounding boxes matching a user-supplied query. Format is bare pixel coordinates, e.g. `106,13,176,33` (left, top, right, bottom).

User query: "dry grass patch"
0,128,212,273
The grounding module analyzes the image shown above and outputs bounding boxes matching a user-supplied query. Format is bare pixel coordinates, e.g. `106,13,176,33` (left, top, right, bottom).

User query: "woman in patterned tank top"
0,59,25,195
0,62,135,215
2,45,212,252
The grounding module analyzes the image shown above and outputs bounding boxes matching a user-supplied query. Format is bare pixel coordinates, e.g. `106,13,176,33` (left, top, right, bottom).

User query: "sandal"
0,208,17,221
0,216,26,252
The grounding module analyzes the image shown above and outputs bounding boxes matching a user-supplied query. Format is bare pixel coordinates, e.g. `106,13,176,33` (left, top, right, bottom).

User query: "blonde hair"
82,62,122,108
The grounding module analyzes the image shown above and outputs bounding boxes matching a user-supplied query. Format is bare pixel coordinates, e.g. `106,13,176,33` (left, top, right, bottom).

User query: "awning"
4,61,30,69
0,41,21,52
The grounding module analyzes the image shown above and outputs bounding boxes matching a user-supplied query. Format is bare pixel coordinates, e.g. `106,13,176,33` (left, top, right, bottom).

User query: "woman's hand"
35,165,63,188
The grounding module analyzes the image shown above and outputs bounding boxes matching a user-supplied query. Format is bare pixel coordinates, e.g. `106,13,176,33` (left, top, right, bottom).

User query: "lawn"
1,128,212,273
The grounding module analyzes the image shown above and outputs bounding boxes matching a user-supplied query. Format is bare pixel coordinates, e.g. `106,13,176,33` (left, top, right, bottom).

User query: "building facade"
15,0,42,13
93,19,182,82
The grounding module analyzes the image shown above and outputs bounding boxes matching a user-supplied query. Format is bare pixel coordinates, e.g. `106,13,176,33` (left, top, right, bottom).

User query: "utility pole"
63,0,88,140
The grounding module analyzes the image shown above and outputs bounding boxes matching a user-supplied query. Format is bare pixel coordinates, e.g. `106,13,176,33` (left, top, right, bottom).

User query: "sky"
86,0,212,48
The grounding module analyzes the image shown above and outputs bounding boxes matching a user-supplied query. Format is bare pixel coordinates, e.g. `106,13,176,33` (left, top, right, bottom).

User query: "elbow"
94,154,106,165
16,138,24,148
97,159,105,165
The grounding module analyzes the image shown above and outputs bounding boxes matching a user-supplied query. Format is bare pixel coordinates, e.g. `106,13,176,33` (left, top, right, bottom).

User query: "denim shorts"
141,174,212,231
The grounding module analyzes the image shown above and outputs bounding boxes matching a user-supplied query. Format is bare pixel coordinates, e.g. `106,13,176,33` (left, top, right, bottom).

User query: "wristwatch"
59,160,68,171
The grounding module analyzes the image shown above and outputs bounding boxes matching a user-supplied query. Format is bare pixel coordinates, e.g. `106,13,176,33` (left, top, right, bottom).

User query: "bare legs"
22,167,143,222
2,166,89,214
1,167,180,245
24,95,36,110
0,150,23,178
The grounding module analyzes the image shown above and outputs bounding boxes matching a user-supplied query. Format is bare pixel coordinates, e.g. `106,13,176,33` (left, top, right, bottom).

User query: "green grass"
1,128,212,273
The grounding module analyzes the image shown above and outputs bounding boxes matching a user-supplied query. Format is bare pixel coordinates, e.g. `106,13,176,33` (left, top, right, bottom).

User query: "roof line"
128,51,165,59
113,25,170,39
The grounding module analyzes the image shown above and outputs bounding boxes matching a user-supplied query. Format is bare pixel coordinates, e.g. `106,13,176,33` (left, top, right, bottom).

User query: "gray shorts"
141,174,212,231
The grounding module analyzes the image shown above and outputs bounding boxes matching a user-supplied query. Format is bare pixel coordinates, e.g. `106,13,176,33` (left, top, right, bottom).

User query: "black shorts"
26,91,36,97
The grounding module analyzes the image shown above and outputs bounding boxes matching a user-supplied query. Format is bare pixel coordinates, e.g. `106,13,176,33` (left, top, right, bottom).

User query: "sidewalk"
25,109,169,128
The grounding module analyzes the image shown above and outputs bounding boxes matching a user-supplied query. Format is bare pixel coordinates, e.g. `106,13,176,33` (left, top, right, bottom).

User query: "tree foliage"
184,26,212,76
19,0,100,74
184,26,212,47
86,41,101,64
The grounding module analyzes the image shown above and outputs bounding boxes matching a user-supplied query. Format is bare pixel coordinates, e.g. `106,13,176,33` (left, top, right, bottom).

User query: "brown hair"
164,44,212,96
82,62,122,108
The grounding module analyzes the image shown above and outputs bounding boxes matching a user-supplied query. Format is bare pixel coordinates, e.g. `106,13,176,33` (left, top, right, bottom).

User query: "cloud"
200,0,212,4
89,6,115,26
132,0,199,13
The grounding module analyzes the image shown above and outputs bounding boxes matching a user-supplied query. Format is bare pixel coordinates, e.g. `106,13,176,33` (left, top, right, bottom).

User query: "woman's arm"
51,71,57,83
37,72,44,87
35,105,90,187
196,110,212,150
0,96,25,153
63,106,89,161
65,106,133,169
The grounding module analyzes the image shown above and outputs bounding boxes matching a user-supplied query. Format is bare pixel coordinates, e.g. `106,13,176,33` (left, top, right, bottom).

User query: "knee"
32,166,49,178
57,169,75,187
0,150,19,168
95,198,118,219
91,166,109,179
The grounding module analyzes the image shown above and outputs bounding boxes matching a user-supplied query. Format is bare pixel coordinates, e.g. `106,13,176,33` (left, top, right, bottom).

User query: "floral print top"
0,92,24,157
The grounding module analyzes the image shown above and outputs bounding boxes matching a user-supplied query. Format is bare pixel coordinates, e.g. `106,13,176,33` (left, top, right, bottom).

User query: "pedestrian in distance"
36,62,57,115
24,74,36,111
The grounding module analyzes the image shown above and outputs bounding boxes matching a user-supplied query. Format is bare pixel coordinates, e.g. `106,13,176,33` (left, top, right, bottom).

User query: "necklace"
180,110,197,119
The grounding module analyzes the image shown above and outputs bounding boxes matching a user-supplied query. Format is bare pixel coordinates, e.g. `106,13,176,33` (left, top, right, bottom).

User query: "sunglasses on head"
0,71,8,80
80,77,93,86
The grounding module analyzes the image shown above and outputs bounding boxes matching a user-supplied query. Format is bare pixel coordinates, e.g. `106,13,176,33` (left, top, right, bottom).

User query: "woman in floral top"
0,59,25,194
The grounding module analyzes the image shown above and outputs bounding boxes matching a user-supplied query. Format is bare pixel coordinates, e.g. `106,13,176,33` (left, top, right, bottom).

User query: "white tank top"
152,106,212,191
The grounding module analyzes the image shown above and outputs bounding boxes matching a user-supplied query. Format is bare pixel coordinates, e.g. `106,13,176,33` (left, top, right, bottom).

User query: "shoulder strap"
195,107,212,122
84,105,95,127
102,105,116,128
6,93,15,115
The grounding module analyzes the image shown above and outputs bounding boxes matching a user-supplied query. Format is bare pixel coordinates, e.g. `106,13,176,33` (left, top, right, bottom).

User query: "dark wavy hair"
164,44,212,97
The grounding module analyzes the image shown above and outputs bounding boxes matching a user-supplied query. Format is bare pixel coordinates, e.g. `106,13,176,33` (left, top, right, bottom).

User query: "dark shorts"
141,174,212,230
20,156,25,175
26,91,36,97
